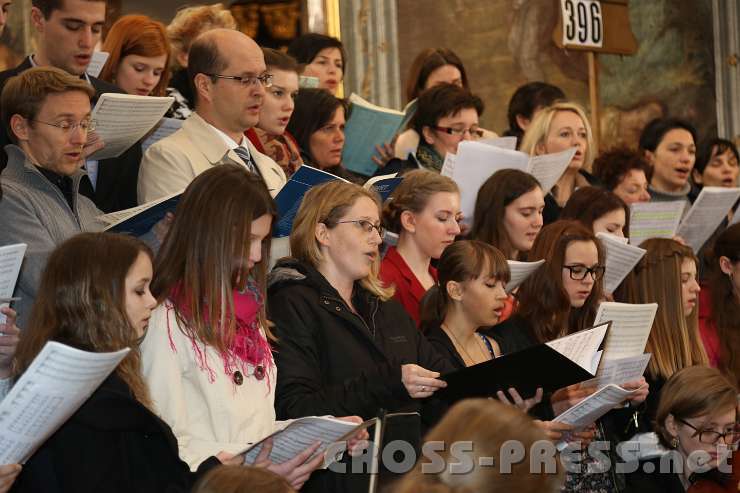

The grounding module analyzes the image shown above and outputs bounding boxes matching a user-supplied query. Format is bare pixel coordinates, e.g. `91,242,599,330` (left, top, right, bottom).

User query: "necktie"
233,146,258,174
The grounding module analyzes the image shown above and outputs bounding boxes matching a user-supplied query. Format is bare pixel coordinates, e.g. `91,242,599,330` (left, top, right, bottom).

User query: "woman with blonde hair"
381,169,461,326
268,180,454,492
165,3,236,119
615,238,708,431
193,466,296,493
391,399,563,493
99,15,170,97
520,101,598,225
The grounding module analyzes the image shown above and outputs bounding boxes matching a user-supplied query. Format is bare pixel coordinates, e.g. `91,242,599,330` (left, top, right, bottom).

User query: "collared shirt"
35,165,75,210
208,123,250,156
379,246,438,328
29,55,99,189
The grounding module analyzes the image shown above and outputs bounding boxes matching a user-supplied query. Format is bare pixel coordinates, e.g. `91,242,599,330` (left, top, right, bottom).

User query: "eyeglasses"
562,264,605,281
336,219,384,237
205,73,273,88
433,126,484,138
32,119,96,133
677,418,740,445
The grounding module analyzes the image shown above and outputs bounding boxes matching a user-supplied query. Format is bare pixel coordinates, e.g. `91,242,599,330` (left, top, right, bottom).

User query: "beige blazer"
137,113,287,203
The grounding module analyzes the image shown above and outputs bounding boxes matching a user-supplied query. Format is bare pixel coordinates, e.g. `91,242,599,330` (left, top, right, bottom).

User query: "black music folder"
435,322,610,403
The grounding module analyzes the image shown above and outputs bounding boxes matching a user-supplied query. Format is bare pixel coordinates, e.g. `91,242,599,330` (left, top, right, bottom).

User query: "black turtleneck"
36,166,75,210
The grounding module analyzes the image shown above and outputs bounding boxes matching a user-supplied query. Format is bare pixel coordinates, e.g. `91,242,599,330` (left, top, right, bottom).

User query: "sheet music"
86,51,109,77
243,416,374,466
440,152,456,178
97,190,183,228
506,259,545,293
581,353,651,388
478,136,518,150
594,302,657,360
89,93,175,159
545,322,609,374
553,383,644,428
0,243,26,324
453,141,529,222
596,232,646,293
629,201,684,246
0,342,129,463
526,147,577,193
142,117,183,152
677,187,740,252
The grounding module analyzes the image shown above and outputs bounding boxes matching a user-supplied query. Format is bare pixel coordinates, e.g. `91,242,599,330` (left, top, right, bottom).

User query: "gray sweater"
0,145,104,328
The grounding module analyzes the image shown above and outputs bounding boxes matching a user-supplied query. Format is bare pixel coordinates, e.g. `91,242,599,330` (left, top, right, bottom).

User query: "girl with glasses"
627,366,739,493
268,180,454,492
487,220,648,492
380,170,461,327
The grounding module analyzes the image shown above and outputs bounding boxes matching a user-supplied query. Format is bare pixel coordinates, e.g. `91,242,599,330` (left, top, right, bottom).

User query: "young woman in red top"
380,170,460,326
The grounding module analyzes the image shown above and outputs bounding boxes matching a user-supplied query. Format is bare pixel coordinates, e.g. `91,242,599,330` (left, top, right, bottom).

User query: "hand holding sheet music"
0,342,129,463
676,187,740,252
88,93,175,160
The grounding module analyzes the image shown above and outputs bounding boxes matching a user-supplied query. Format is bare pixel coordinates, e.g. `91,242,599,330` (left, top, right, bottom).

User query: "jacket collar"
4,144,86,187
183,112,250,166
383,246,436,304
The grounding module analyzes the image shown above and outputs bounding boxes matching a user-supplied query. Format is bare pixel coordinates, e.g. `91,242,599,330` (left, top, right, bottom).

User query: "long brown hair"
404,48,469,103
560,186,631,237
516,220,605,343
615,238,708,379
152,165,277,351
419,240,510,332
382,169,459,234
13,233,153,406
391,399,562,493
470,169,542,259
99,14,171,96
707,224,740,385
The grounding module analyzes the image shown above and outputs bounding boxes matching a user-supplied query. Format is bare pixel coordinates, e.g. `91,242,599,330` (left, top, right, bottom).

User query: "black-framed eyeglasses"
204,73,273,88
32,118,96,133
562,264,605,281
336,219,384,237
677,418,740,445
433,125,484,138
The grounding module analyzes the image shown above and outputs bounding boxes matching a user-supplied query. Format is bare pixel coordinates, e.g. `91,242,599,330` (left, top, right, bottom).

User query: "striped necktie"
233,146,258,174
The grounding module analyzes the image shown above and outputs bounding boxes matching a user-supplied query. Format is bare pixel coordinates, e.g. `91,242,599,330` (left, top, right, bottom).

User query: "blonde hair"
192,465,295,493
391,399,562,493
616,238,708,379
290,181,394,301
655,366,738,449
382,169,459,234
520,101,595,171
167,3,236,68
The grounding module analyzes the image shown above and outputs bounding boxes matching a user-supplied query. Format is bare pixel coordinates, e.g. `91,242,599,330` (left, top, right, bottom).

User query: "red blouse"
380,246,437,328
698,285,721,368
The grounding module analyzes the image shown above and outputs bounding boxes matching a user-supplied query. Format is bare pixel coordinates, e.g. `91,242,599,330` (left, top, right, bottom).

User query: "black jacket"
424,323,466,370
0,58,143,212
11,373,218,493
543,169,601,225
268,259,454,492
268,258,454,422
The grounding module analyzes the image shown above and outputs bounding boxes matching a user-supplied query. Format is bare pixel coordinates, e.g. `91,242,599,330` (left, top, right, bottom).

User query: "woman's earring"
671,437,679,449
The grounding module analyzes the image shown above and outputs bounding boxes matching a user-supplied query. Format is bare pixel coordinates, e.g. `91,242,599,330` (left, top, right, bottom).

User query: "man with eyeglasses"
0,67,130,330
0,0,143,214
138,28,287,203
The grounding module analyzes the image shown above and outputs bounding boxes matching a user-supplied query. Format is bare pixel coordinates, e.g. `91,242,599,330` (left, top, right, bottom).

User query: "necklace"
441,323,490,367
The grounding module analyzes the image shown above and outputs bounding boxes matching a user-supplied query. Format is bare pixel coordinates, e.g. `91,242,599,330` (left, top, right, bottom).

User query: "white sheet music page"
0,243,26,324
526,147,576,193
440,152,456,178
581,353,652,388
595,302,657,360
0,342,129,463
506,259,545,293
545,322,609,374
676,187,740,252
142,117,184,152
629,201,684,246
596,232,646,293
86,51,109,77
478,136,518,150
553,383,644,428
89,93,175,159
